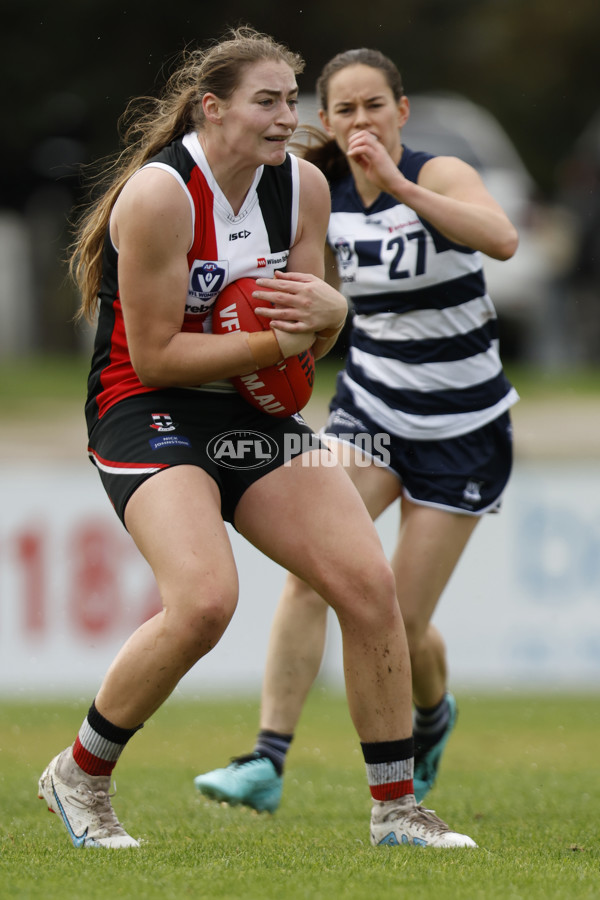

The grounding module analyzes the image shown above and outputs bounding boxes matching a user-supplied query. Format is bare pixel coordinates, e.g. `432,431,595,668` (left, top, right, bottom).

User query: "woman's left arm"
397,155,519,260
347,131,518,261
253,158,347,360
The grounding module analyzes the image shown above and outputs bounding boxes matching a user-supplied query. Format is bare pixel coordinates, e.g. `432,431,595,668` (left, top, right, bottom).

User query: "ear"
318,108,335,139
202,93,225,125
397,96,410,129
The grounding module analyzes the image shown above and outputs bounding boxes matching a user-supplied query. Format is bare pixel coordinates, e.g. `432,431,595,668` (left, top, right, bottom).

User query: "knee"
284,573,329,617
325,558,399,632
163,582,238,654
402,615,439,659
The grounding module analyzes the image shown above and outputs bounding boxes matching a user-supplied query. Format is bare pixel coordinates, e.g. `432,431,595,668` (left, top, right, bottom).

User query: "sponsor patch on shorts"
150,435,192,451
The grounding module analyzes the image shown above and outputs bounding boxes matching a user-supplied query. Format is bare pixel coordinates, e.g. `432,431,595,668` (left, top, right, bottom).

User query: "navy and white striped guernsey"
327,145,518,441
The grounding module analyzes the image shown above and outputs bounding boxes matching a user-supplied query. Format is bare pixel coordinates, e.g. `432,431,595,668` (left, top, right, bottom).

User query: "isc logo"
229,230,251,241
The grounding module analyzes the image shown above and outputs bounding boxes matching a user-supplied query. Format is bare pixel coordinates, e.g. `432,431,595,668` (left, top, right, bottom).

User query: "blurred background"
1,0,600,696
2,0,599,364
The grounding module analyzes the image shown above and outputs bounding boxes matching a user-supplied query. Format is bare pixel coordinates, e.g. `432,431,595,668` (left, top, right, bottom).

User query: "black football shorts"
87,388,322,527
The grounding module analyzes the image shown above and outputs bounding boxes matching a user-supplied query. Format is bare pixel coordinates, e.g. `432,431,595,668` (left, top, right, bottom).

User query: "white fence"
1,462,599,697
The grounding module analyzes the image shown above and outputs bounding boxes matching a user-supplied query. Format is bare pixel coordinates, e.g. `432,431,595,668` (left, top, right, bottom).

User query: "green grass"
0,355,89,415
2,354,600,418
503,363,600,401
1,691,598,899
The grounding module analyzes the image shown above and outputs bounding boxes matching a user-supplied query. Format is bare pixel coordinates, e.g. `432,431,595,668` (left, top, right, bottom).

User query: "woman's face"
320,63,408,161
210,59,299,168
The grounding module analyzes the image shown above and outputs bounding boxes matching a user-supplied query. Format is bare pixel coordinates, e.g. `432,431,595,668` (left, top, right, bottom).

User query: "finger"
257,271,312,286
255,306,303,322
270,320,308,333
252,289,302,306
252,280,295,295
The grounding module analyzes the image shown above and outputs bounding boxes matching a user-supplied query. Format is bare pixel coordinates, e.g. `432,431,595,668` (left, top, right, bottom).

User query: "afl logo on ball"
207,430,279,470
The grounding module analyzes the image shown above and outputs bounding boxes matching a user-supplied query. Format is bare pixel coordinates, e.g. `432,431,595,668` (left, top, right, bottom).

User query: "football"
212,278,315,417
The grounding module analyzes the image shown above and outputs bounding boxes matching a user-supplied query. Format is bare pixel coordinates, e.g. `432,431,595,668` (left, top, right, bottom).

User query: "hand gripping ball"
212,278,315,417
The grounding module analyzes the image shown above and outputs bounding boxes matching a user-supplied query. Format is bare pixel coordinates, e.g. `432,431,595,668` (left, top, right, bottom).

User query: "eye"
259,98,274,108
288,98,299,110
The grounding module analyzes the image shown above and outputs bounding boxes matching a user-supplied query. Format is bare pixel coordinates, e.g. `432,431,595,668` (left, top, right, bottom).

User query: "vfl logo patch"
188,261,227,301
334,237,353,267
207,430,279,470
150,413,177,433
462,480,483,505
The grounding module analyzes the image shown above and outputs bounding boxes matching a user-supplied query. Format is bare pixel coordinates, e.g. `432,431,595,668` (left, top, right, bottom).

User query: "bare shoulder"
296,156,331,221
112,165,192,249
418,154,484,193
297,156,330,195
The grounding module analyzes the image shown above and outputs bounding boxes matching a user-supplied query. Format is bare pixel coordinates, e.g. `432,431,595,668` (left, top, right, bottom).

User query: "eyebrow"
254,88,299,99
334,94,386,107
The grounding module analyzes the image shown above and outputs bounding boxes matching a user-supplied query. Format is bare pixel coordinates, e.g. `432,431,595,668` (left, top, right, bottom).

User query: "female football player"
38,30,475,850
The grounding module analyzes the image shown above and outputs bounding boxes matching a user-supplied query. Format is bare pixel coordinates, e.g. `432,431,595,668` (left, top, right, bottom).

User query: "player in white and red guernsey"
38,29,475,851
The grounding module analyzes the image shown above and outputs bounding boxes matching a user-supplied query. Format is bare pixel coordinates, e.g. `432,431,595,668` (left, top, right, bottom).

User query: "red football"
212,278,315,418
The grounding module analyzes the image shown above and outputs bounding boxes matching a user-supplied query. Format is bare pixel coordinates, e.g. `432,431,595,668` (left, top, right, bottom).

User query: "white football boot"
371,795,477,848
38,746,139,848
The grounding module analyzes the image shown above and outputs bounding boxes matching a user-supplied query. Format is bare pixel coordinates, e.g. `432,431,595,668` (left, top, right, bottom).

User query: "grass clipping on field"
1,690,599,899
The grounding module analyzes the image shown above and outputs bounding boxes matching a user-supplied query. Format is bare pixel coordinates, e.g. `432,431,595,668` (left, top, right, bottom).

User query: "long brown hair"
295,48,404,182
71,26,304,321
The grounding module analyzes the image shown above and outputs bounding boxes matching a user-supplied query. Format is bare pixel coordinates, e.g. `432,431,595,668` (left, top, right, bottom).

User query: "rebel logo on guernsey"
188,261,228,303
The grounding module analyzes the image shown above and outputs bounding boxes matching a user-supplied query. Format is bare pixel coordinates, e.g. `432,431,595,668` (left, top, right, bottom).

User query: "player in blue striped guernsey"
195,48,519,813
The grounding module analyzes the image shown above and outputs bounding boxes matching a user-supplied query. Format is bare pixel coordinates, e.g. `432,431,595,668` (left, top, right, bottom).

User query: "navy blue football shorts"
322,401,513,516
87,389,321,527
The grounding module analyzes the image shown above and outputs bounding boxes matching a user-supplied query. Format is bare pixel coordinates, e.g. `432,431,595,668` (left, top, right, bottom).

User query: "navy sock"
413,694,450,753
253,729,293,775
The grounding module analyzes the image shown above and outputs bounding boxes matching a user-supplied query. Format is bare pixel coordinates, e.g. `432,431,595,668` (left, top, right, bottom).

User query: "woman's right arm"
112,168,313,387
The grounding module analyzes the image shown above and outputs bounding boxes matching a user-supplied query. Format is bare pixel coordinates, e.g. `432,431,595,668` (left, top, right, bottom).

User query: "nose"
277,100,298,130
352,103,370,128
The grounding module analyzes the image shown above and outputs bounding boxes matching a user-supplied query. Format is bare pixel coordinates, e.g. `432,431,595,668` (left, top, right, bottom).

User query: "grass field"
4,353,600,414
1,357,598,896
1,691,598,899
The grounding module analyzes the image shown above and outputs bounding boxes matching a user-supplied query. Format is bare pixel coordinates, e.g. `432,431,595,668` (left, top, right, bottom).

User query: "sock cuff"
360,736,414,765
414,694,447,717
257,729,294,743
87,701,144,745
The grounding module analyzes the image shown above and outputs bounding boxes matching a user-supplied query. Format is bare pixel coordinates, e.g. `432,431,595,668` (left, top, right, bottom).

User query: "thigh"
125,465,239,609
234,448,390,600
321,406,402,518
323,436,401,519
392,496,479,631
